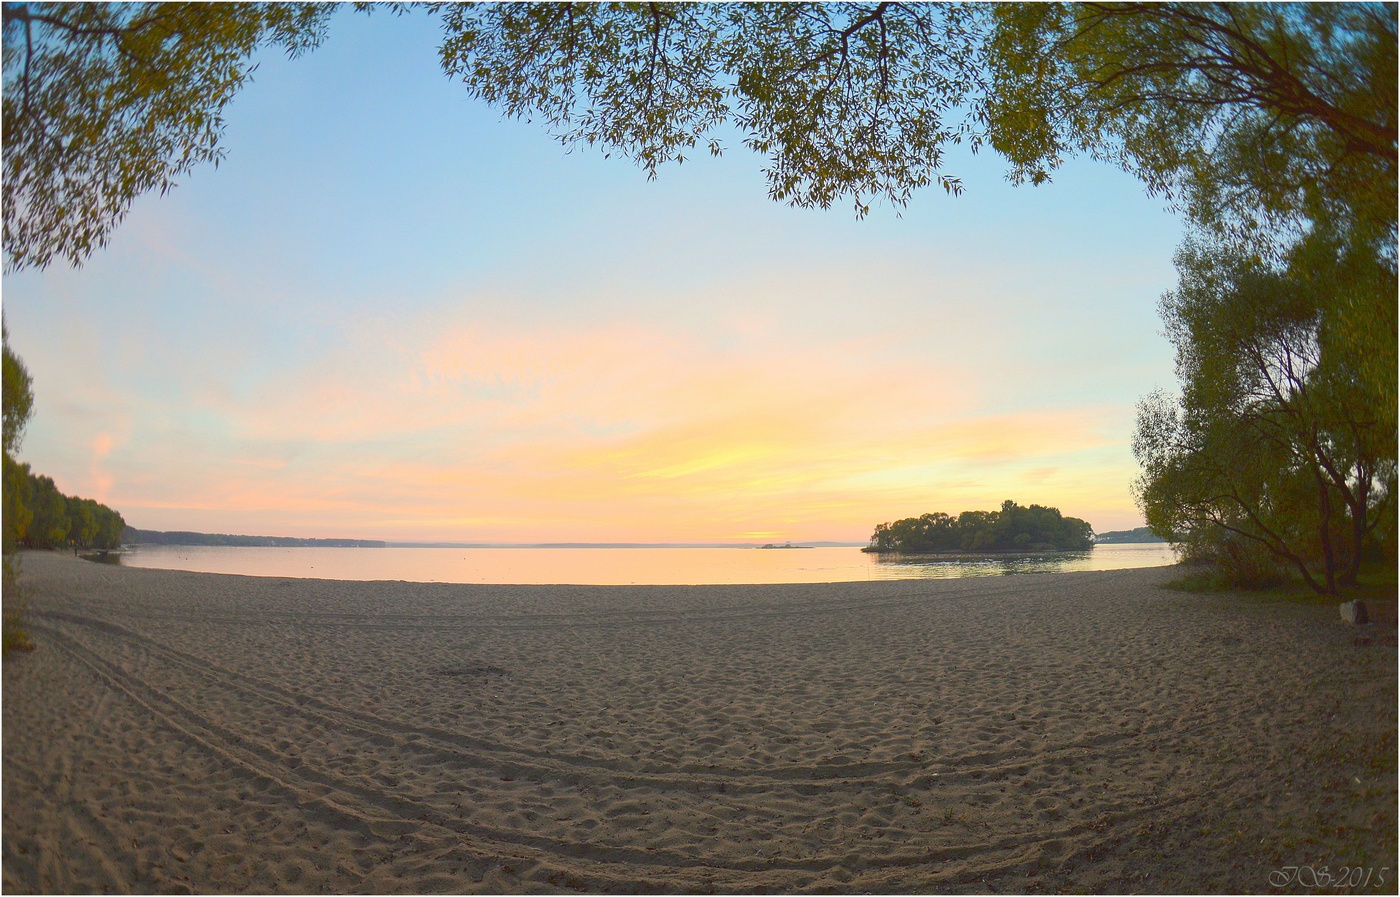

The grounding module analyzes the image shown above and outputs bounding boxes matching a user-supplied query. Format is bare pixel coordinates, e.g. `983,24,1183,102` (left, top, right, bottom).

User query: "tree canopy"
5,3,1394,270
983,3,1397,255
2,1,331,271
439,2,987,217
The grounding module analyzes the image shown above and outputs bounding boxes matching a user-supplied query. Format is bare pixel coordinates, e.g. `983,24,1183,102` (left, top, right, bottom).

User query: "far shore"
4,550,1394,893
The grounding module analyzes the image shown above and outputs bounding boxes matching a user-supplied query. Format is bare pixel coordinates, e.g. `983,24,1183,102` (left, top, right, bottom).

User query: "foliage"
2,1,332,271
24,471,67,547
983,3,1397,255
1,322,36,650
1132,242,1393,594
1288,223,1399,462
2,452,33,554
439,3,987,217
869,499,1093,553
1,558,33,653
10,465,125,551
2,323,33,454
2,324,36,569
7,4,1391,262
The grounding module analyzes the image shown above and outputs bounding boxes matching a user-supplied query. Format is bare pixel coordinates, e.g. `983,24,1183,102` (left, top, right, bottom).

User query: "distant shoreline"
122,528,866,550
123,528,386,549
1092,526,1167,544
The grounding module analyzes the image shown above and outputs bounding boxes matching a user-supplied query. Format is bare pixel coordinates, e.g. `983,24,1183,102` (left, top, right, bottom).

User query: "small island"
865,500,1093,554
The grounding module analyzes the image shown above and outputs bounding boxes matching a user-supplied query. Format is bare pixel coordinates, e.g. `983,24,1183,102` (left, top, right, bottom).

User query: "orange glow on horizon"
93,311,1147,542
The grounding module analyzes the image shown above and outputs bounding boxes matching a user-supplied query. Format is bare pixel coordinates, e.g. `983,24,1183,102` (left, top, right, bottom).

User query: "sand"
3,550,1395,894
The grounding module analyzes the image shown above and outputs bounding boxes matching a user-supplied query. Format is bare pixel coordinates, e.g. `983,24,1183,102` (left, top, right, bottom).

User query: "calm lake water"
111,543,1177,586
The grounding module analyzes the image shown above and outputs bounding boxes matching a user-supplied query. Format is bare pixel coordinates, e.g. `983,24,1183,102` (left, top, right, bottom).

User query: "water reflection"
106,543,1179,586
867,543,1177,580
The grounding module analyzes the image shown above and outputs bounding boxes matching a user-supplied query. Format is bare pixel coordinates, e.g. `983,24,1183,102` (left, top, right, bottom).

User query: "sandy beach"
3,550,1394,894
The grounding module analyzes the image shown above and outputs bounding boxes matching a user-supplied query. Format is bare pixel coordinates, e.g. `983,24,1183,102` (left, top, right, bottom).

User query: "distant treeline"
867,500,1093,553
1093,526,1165,544
124,528,385,548
3,456,126,551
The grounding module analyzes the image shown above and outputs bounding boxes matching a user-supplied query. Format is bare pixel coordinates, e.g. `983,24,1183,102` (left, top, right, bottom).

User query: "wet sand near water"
3,550,1395,893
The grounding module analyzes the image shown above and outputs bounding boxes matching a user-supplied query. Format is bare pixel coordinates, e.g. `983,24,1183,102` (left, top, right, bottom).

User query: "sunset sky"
2,9,1182,544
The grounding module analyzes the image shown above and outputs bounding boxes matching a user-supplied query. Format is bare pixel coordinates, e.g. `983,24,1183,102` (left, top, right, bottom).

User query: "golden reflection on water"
114,544,1176,586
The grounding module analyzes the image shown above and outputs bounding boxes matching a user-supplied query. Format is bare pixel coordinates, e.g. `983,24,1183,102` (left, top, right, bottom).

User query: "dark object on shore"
430,665,507,678
78,549,123,565
1340,599,1369,625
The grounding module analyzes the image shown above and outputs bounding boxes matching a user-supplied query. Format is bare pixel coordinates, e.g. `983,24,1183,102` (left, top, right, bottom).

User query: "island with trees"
1093,527,1166,544
866,500,1093,554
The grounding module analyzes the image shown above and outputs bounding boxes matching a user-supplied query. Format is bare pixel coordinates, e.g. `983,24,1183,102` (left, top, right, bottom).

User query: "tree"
2,453,32,553
67,498,96,548
2,325,35,557
92,503,125,549
24,472,66,547
2,323,32,454
1133,241,1393,594
2,1,332,271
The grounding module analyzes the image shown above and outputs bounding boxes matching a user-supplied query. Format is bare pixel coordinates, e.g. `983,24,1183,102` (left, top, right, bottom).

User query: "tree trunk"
1340,469,1370,588
1315,468,1337,595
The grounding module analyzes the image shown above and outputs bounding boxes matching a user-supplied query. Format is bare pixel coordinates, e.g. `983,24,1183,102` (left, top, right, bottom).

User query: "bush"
1215,536,1290,589
1172,529,1290,589
1,555,33,654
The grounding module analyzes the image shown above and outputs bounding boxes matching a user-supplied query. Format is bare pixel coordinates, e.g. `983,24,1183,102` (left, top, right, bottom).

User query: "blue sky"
2,8,1182,542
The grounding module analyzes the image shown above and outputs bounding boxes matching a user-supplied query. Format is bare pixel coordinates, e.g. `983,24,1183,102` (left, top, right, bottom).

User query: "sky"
2,9,1183,544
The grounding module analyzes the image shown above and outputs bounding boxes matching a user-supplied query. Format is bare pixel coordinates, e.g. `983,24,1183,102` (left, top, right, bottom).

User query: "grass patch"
3,602,33,653
1160,566,1240,594
1352,559,1398,599
1161,559,1397,608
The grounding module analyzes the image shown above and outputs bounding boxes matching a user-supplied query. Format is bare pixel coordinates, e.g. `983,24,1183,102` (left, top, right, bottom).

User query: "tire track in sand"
28,607,1227,890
